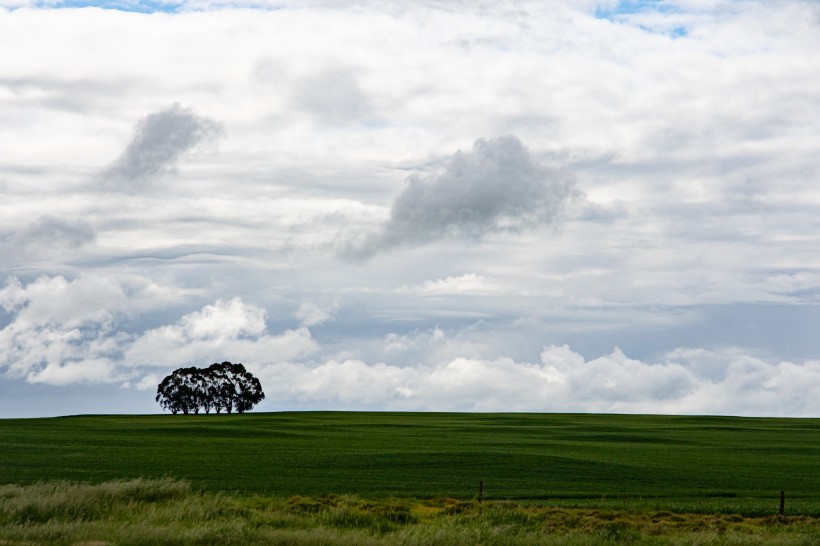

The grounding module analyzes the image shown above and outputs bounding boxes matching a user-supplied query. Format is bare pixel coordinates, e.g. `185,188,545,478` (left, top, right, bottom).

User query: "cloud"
0,274,181,385
0,276,127,385
4,274,820,417
343,136,577,259
2,275,119,327
0,0,33,8
0,216,96,267
98,103,222,192
27,359,120,386
398,273,507,295
124,297,319,368
296,300,337,327
258,351,678,412
293,68,373,125
2,1,820,417
15,215,95,250
0,274,181,324
177,297,267,339
0,276,325,388
256,342,820,417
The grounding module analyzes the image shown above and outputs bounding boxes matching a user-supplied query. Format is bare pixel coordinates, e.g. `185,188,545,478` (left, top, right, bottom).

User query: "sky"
2,0,820,417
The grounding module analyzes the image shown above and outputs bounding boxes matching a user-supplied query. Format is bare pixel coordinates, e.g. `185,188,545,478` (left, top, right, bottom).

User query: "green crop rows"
2,412,820,514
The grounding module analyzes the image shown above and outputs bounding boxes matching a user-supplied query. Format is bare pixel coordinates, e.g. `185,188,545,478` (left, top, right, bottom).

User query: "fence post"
478,480,484,503
780,490,785,515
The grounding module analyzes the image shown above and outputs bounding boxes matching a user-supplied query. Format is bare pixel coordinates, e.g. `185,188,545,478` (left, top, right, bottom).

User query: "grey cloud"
0,217,96,266
99,104,223,192
570,199,630,224
17,216,96,250
344,136,576,260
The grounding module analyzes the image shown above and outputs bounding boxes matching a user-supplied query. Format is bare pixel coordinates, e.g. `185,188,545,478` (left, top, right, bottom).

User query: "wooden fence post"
780,490,785,515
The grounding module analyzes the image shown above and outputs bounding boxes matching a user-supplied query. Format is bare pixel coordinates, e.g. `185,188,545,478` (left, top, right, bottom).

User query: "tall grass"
0,477,190,524
2,479,820,545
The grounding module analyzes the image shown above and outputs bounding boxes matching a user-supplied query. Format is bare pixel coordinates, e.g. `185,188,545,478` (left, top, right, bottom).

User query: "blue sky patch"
30,0,183,12
670,26,688,38
595,0,681,21
595,0,689,38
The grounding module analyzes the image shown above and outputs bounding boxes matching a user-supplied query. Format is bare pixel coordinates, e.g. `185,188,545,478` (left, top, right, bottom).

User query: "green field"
4,412,820,544
2,412,820,514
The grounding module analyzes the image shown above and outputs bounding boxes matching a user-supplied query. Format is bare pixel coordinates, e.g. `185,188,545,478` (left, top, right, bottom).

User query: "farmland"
3,412,820,505
2,412,820,544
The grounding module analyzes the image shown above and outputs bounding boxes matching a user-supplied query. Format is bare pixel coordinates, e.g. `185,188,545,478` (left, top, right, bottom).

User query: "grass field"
2,412,820,515
3,478,820,545
3,412,820,544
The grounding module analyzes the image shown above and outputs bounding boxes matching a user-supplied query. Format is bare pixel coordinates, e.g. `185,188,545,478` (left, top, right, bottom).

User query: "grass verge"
2,479,820,545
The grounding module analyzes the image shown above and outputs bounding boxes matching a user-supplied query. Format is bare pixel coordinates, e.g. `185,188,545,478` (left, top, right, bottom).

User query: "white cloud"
384,327,445,353
0,277,323,386
293,67,373,125
296,300,337,327
0,274,150,328
3,274,820,417
135,372,161,391
7,276,162,317
27,359,119,386
0,0,33,8
0,274,176,385
399,273,507,295
179,297,266,339
2,1,820,416
125,298,319,367
256,344,820,417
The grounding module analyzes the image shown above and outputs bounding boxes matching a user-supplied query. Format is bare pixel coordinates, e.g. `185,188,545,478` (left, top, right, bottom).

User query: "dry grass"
1,479,820,545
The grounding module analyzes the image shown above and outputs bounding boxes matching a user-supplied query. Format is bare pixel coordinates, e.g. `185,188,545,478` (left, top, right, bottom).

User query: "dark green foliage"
156,362,265,415
155,366,202,415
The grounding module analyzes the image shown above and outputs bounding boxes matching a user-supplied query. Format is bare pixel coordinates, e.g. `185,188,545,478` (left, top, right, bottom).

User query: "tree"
226,363,265,414
204,362,266,414
156,367,192,415
155,366,206,415
205,362,234,414
156,362,265,414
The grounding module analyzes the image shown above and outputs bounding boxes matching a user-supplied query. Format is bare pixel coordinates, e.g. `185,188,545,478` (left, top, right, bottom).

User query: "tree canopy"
155,362,265,415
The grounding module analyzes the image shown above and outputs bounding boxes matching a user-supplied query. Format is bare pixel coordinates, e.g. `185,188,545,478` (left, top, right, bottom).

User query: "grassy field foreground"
3,412,820,543
1,478,820,545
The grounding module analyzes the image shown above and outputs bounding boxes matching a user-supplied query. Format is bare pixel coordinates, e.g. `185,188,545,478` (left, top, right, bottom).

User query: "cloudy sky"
2,0,820,417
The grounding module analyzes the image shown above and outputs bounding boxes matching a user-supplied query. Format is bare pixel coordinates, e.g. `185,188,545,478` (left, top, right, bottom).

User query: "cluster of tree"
155,362,265,415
